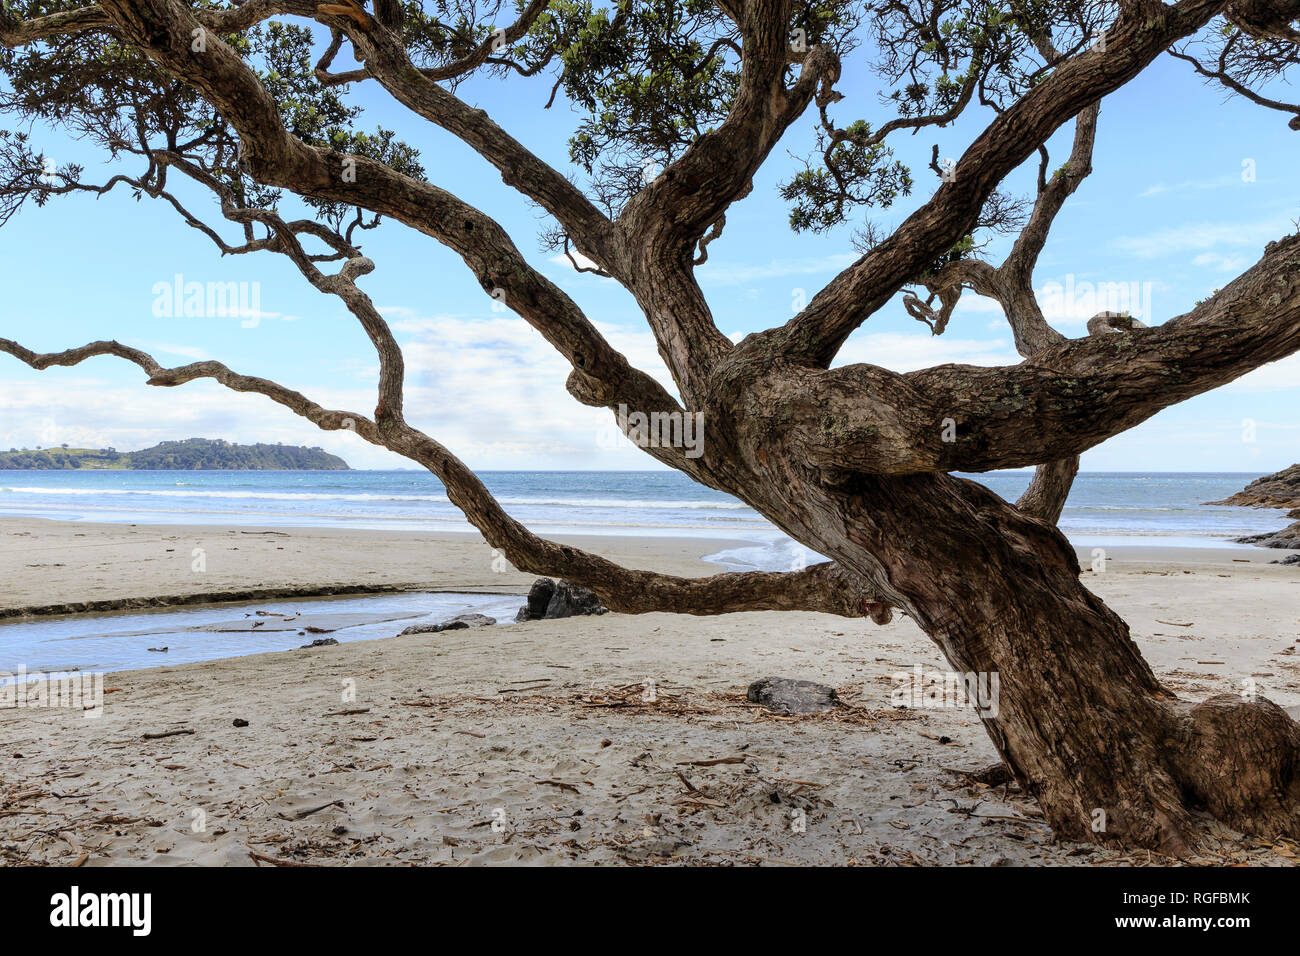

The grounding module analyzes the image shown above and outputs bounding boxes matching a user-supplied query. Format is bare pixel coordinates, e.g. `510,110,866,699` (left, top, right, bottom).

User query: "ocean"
0,470,1286,571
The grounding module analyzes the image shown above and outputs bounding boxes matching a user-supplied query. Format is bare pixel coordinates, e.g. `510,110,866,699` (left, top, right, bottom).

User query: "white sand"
1,518,1298,866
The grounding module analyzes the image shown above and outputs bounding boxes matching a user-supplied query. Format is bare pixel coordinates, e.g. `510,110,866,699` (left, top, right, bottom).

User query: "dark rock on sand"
399,613,496,635
515,578,608,622
746,677,839,714
299,637,339,648
515,578,555,621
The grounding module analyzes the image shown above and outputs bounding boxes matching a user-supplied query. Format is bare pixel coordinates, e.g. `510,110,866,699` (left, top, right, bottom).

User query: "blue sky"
1,22,1296,472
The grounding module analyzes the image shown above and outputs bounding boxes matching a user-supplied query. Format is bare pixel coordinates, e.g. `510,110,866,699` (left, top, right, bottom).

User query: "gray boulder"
400,613,496,635
746,677,839,714
515,578,608,621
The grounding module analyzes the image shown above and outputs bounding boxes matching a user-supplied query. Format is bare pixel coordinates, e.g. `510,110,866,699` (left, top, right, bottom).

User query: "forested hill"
0,439,350,470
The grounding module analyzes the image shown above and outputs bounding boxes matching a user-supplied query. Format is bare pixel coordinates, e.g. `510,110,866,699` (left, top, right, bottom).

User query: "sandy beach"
2,517,1298,867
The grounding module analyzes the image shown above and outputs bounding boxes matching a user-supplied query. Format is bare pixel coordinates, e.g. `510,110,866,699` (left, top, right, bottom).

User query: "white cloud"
834,331,1020,371
547,250,602,272
1111,217,1287,259
1222,353,1300,392
1191,252,1251,272
3,305,1292,475
1137,174,1242,198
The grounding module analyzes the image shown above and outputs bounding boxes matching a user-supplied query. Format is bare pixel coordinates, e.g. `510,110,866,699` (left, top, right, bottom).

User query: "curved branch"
0,337,376,438
1169,47,1300,129
1016,458,1080,524
0,336,889,621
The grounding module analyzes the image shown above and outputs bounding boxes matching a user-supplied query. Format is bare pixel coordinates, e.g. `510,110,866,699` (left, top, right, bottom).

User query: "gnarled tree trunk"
791,475,1299,853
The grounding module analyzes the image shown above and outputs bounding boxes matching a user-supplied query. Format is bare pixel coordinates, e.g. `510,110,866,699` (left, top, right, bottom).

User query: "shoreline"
3,514,1295,621
0,516,744,619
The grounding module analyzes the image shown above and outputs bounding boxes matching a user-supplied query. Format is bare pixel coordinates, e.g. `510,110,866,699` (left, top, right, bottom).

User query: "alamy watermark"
152,273,263,327
890,664,1000,717
597,404,705,458
1039,275,1154,323
1,667,104,718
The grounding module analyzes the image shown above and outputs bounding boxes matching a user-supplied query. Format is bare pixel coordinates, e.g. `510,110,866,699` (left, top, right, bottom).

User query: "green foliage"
0,2,423,231
0,439,350,470
530,0,742,209
0,0,1165,253
780,120,913,233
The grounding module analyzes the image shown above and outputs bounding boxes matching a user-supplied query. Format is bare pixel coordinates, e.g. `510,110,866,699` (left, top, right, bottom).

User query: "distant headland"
0,438,350,470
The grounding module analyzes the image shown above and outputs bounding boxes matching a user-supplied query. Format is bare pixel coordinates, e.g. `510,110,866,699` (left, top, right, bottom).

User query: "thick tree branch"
791,232,1300,474
312,0,622,275
1016,457,1081,524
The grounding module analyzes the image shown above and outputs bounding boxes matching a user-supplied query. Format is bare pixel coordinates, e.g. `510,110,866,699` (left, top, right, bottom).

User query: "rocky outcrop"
1237,524,1300,550
1205,464,1300,509
399,613,496,635
1206,465,1300,560
746,677,840,714
514,578,608,622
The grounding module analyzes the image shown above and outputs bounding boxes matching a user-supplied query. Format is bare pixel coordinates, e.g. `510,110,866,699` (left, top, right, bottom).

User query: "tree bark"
862,479,1297,852
718,404,1300,854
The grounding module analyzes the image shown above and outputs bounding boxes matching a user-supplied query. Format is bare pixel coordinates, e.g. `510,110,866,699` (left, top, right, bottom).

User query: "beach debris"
324,707,370,716
141,729,195,740
514,578,608,621
146,646,168,653
676,756,747,767
400,613,496,635
276,798,344,821
1155,619,1195,627
232,718,250,728
299,638,339,648
942,763,1013,787
303,625,333,634
247,848,309,867
746,677,839,714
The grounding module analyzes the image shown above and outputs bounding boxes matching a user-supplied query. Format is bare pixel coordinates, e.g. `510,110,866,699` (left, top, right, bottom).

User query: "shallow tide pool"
0,591,522,682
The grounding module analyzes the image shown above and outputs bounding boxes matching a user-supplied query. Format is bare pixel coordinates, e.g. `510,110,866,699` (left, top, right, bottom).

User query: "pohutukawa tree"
2,0,1299,853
